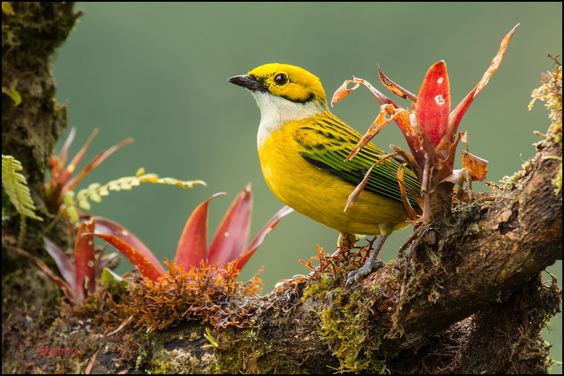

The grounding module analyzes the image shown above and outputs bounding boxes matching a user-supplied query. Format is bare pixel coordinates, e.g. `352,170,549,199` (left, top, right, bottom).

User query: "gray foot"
346,260,384,286
345,233,389,286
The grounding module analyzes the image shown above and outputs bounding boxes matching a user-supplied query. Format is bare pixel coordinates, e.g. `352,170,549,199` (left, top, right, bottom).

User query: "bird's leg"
337,232,357,251
346,225,391,285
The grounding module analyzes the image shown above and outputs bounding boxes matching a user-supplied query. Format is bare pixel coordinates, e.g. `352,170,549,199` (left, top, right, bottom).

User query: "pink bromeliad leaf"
235,205,294,271
43,236,75,289
208,185,253,266
92,216,164,276
415,61,451,146
174,193,226,271
94,233,164,281
74,218,96,300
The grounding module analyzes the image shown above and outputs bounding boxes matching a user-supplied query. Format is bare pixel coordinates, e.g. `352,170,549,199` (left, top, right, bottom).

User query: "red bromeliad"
45,128,133,212
332,24,518,223
41,218,118,302
39,185,292,301
94,185,293,281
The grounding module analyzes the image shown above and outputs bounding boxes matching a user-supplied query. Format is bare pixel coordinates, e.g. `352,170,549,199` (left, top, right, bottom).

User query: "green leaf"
2,2,15,16
2,86,22,106
1,155,42,221
100,267,128,290
203,327,219,348
69,170,206,212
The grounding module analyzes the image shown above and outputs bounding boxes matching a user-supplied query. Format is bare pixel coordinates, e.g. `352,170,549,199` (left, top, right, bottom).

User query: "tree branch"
1,3,561,374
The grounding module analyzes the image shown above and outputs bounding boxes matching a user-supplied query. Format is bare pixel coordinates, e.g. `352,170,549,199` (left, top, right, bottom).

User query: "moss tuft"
119,261,262,332
320,292,387,373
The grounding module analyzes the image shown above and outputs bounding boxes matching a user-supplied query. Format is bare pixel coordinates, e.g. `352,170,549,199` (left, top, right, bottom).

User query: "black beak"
228,75,268,92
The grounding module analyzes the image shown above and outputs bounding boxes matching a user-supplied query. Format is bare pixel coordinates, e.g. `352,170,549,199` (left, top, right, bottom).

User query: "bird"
228,63,420,284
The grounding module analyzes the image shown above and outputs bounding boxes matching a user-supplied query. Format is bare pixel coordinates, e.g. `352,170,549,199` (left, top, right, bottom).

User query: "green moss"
301,271,390,373
302,274,333,302
318,286,388,373
151,348,209,374
553,165,562,194
530,65,562,194
202,326,303,374
217,345,302,374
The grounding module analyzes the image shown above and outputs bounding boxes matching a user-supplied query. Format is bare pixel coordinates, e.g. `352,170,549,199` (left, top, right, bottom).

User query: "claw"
345,231,390,285
346,260,384,286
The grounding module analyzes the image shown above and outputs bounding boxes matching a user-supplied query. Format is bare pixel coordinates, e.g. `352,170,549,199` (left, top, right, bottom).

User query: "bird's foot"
346,259,384,286
345,233,389,286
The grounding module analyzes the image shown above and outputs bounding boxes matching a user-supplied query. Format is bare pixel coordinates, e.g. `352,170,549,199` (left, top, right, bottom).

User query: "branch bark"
1,3,561,374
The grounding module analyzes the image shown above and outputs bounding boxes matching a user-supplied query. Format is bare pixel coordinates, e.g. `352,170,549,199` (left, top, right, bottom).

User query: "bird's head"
229,64,329,129
229,63,327,104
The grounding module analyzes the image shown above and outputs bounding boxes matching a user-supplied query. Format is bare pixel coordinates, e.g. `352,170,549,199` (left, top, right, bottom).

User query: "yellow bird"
228,63,420,284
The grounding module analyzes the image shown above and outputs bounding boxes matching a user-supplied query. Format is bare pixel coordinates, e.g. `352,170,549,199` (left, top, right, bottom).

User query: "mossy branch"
68,67,564,374
9,67,560,374
1,3,561,373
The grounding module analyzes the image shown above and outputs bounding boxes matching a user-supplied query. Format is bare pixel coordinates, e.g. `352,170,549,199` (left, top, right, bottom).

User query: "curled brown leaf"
378,66,418,102
344,153,399,212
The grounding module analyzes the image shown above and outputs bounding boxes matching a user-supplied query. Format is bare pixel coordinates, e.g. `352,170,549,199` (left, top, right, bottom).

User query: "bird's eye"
274,73,288,85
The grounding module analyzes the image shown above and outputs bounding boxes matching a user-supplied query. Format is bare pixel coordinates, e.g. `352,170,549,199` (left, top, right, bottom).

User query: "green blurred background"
52,2,561,371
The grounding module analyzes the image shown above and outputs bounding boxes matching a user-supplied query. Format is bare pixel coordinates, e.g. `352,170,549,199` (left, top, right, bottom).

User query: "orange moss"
297,244,370,283
120,260,262,332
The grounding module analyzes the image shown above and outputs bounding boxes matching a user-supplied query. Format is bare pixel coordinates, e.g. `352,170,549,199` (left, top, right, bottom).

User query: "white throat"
251,92,325,147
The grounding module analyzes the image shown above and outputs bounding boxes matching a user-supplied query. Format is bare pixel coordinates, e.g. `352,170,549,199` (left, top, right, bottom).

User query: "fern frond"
1,155,42,221
72,169,206,211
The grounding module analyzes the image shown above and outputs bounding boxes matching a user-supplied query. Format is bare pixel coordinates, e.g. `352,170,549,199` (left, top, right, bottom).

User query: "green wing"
294,113,420,207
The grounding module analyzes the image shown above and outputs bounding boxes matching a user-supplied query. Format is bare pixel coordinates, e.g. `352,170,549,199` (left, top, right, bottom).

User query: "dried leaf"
461,151,489,181
442,168,471,186
208,185,253,266
347,104,398,160
378,66,417,102
94,233,164,281
64,136,134,193
59,128,77,168
93,216,165,275
175,193,226,271
344,154,398,212
332,77,422,161
415,61,451,146
389,144,421,175
331,80,360,107
235,205,294,271
460,130,469,146
61,128,99,185
447,24,519,141
397,164,418,221
84,347,100,375
332,77,397,107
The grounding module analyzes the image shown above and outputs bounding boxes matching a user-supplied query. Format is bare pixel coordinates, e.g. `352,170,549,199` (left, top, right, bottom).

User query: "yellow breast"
258,119,409,235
